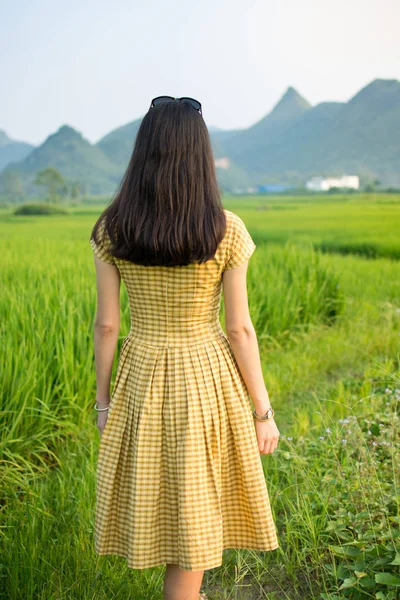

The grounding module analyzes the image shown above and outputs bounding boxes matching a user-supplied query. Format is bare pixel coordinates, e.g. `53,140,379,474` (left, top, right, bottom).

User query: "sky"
1,0,399,146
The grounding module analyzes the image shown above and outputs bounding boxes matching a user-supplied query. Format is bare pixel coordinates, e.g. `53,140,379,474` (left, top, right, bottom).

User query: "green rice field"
0,193,399,599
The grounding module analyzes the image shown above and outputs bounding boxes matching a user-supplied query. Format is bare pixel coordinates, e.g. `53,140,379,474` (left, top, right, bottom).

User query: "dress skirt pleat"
94,334,279,571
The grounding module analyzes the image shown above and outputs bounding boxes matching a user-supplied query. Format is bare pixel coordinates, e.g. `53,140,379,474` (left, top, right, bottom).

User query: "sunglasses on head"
150,96,202,116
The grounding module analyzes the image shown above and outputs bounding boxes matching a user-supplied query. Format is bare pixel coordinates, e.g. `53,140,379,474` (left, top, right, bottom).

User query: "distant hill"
1,78,399,196
96,118,143,167
0,129,34,172
211,86,313,175
0,125,121,195
212,78,400,186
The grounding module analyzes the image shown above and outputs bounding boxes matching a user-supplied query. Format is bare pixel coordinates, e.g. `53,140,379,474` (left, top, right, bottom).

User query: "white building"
215,157,230,169
306,175,359,191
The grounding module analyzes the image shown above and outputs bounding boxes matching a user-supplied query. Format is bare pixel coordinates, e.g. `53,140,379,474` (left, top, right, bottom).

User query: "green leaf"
388,553,400,565
358,577,376,588
375,572,400,586
338,576,357,590
329,545,362,557
355,511,370,519
375,557,395,567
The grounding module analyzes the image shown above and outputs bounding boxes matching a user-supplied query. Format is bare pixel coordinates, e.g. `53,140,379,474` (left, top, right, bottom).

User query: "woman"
89,96,280,600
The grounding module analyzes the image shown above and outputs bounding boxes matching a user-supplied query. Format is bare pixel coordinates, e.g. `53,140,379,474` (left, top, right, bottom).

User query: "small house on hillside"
306,175,359,191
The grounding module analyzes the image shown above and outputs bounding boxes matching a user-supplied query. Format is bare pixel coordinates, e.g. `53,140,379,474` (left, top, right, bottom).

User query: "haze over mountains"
0,130,34,173
214,78,400,187
1,77,399,196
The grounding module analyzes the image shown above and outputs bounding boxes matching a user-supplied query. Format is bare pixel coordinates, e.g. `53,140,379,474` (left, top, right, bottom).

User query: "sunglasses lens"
151,96,202,113
152,96,175,106
181,98,201,111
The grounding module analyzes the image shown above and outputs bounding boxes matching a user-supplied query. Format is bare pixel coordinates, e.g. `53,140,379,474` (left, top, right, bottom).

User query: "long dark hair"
91,100,227,267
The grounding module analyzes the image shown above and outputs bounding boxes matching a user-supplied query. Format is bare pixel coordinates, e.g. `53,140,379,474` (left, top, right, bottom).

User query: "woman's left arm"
92,255,121,409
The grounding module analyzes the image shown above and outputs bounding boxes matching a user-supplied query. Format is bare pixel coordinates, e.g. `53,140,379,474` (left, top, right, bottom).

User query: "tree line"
1,167,86,203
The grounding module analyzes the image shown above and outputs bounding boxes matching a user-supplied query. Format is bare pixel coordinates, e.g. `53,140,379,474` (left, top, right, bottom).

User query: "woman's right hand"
255,418,280,454
97,410,109,438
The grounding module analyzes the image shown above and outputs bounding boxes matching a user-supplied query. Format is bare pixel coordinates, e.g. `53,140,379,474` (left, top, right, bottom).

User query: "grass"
0,194,399,599
225,192,400,260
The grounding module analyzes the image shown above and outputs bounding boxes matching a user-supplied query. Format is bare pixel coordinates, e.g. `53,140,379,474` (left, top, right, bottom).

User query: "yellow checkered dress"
90,208,279,571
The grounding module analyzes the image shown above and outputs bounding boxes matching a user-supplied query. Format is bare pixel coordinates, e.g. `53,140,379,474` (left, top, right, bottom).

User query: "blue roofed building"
258,183,295,193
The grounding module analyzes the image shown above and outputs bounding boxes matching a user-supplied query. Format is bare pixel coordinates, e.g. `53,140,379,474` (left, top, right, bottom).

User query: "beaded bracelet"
94,402,109,412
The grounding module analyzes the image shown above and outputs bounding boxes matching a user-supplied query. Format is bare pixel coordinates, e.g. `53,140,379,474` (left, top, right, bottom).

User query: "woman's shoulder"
223,208,236,221
222,208,249,236
221,208,257,269
222,208,241,232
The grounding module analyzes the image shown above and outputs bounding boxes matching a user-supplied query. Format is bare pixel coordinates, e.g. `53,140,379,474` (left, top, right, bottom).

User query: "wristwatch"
253,406,274,421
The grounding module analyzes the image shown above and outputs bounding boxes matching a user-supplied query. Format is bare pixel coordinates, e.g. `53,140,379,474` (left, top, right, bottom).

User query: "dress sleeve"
89,218,116,265
224,213,256,270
